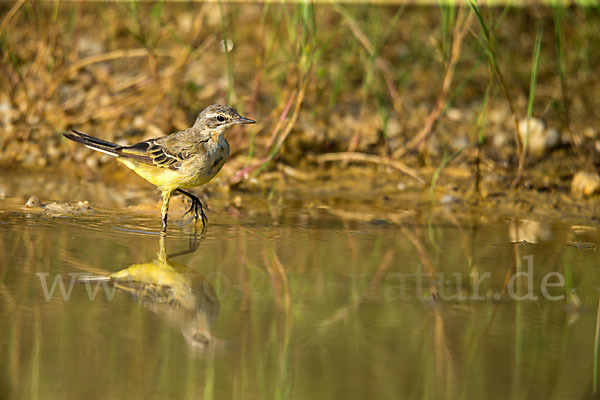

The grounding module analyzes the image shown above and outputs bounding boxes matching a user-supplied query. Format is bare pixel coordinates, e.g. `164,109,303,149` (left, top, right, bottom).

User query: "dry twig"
314,151,425,183
393,7,473,159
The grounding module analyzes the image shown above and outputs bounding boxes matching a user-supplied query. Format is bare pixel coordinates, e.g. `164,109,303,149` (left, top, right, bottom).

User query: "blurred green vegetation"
1,2,600,193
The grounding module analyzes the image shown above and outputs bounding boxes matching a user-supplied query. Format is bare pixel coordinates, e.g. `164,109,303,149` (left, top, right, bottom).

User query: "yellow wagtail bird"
64,104,255,232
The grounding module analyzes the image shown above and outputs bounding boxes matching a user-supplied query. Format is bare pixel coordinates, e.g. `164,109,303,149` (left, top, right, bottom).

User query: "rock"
518,117,544,156
583,127,597,140
571,171,600,196
440,194,459,205
43,201,92,215
387,117,402,137
517,117,559,157
545,127,561,149
446,107,464,121
24,196,92,214
25,196,40,208
77,200,91,210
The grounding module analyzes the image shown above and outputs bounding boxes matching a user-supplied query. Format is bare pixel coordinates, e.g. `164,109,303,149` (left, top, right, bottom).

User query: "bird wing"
118,140,185,169
119,137,209,170
112,127,211,170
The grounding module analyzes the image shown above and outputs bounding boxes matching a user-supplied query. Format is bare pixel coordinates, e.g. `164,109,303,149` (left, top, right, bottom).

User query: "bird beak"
235,116,256,124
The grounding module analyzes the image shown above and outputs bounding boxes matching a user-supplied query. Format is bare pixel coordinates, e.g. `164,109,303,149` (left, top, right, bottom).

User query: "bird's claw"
183,197,208,228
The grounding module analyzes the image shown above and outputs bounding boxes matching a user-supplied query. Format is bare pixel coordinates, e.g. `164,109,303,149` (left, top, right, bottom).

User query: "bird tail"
63,129,120,157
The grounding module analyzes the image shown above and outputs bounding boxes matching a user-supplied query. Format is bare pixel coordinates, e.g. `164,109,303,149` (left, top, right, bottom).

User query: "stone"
571,171,600,197
517,117,560,157
25,196,40,208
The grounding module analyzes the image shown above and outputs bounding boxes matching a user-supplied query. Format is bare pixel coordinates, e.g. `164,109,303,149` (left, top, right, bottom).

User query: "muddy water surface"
1,185,600,399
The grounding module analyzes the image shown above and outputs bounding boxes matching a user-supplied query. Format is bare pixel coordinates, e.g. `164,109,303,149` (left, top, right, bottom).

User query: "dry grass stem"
0,0,26,36
315,152,424,183
393,6,473,159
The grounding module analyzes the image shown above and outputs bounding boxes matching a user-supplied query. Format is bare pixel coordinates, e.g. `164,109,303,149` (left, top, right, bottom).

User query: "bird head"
193,104,255,134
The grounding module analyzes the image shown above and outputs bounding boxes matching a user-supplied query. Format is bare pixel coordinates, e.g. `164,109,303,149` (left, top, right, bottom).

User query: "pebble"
25,196,92,214
25,196,41,208
231,195,242,208
571,171,600,196
446,108,463,121
43,201,93,215
517,117,560,157
440,194,459,205
583,127,597,140
77,200,91,210
546,127,561,148
387,117,402,137
518,117,544,155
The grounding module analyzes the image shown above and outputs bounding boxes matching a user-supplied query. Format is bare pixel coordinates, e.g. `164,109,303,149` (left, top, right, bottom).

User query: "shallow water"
1,201,600,399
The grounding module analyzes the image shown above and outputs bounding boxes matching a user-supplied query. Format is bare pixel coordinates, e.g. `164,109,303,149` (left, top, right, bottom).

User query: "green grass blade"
523,23,543,152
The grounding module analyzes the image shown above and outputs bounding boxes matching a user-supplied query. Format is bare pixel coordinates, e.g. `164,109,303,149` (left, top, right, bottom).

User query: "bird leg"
178,189,208,228
160,190,172,233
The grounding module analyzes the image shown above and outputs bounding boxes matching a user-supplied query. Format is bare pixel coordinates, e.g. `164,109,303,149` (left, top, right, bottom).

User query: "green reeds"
124,0,161,51
439,0,457,62
552,1,583,155
393,4,471,159
474,80,491,194
231,3,318,184
219,2,234,104
513,23,543,188
334,4,405,147
469,1,522,184
552,2,567,123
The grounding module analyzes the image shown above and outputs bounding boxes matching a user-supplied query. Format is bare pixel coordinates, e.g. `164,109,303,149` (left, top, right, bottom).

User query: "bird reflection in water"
79,234,219,351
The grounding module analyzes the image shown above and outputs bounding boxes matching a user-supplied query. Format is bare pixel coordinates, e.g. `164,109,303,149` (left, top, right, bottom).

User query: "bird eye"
217,115,226,123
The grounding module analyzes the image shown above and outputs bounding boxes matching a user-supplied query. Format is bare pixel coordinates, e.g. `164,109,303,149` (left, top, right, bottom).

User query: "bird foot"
183,197,208,228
